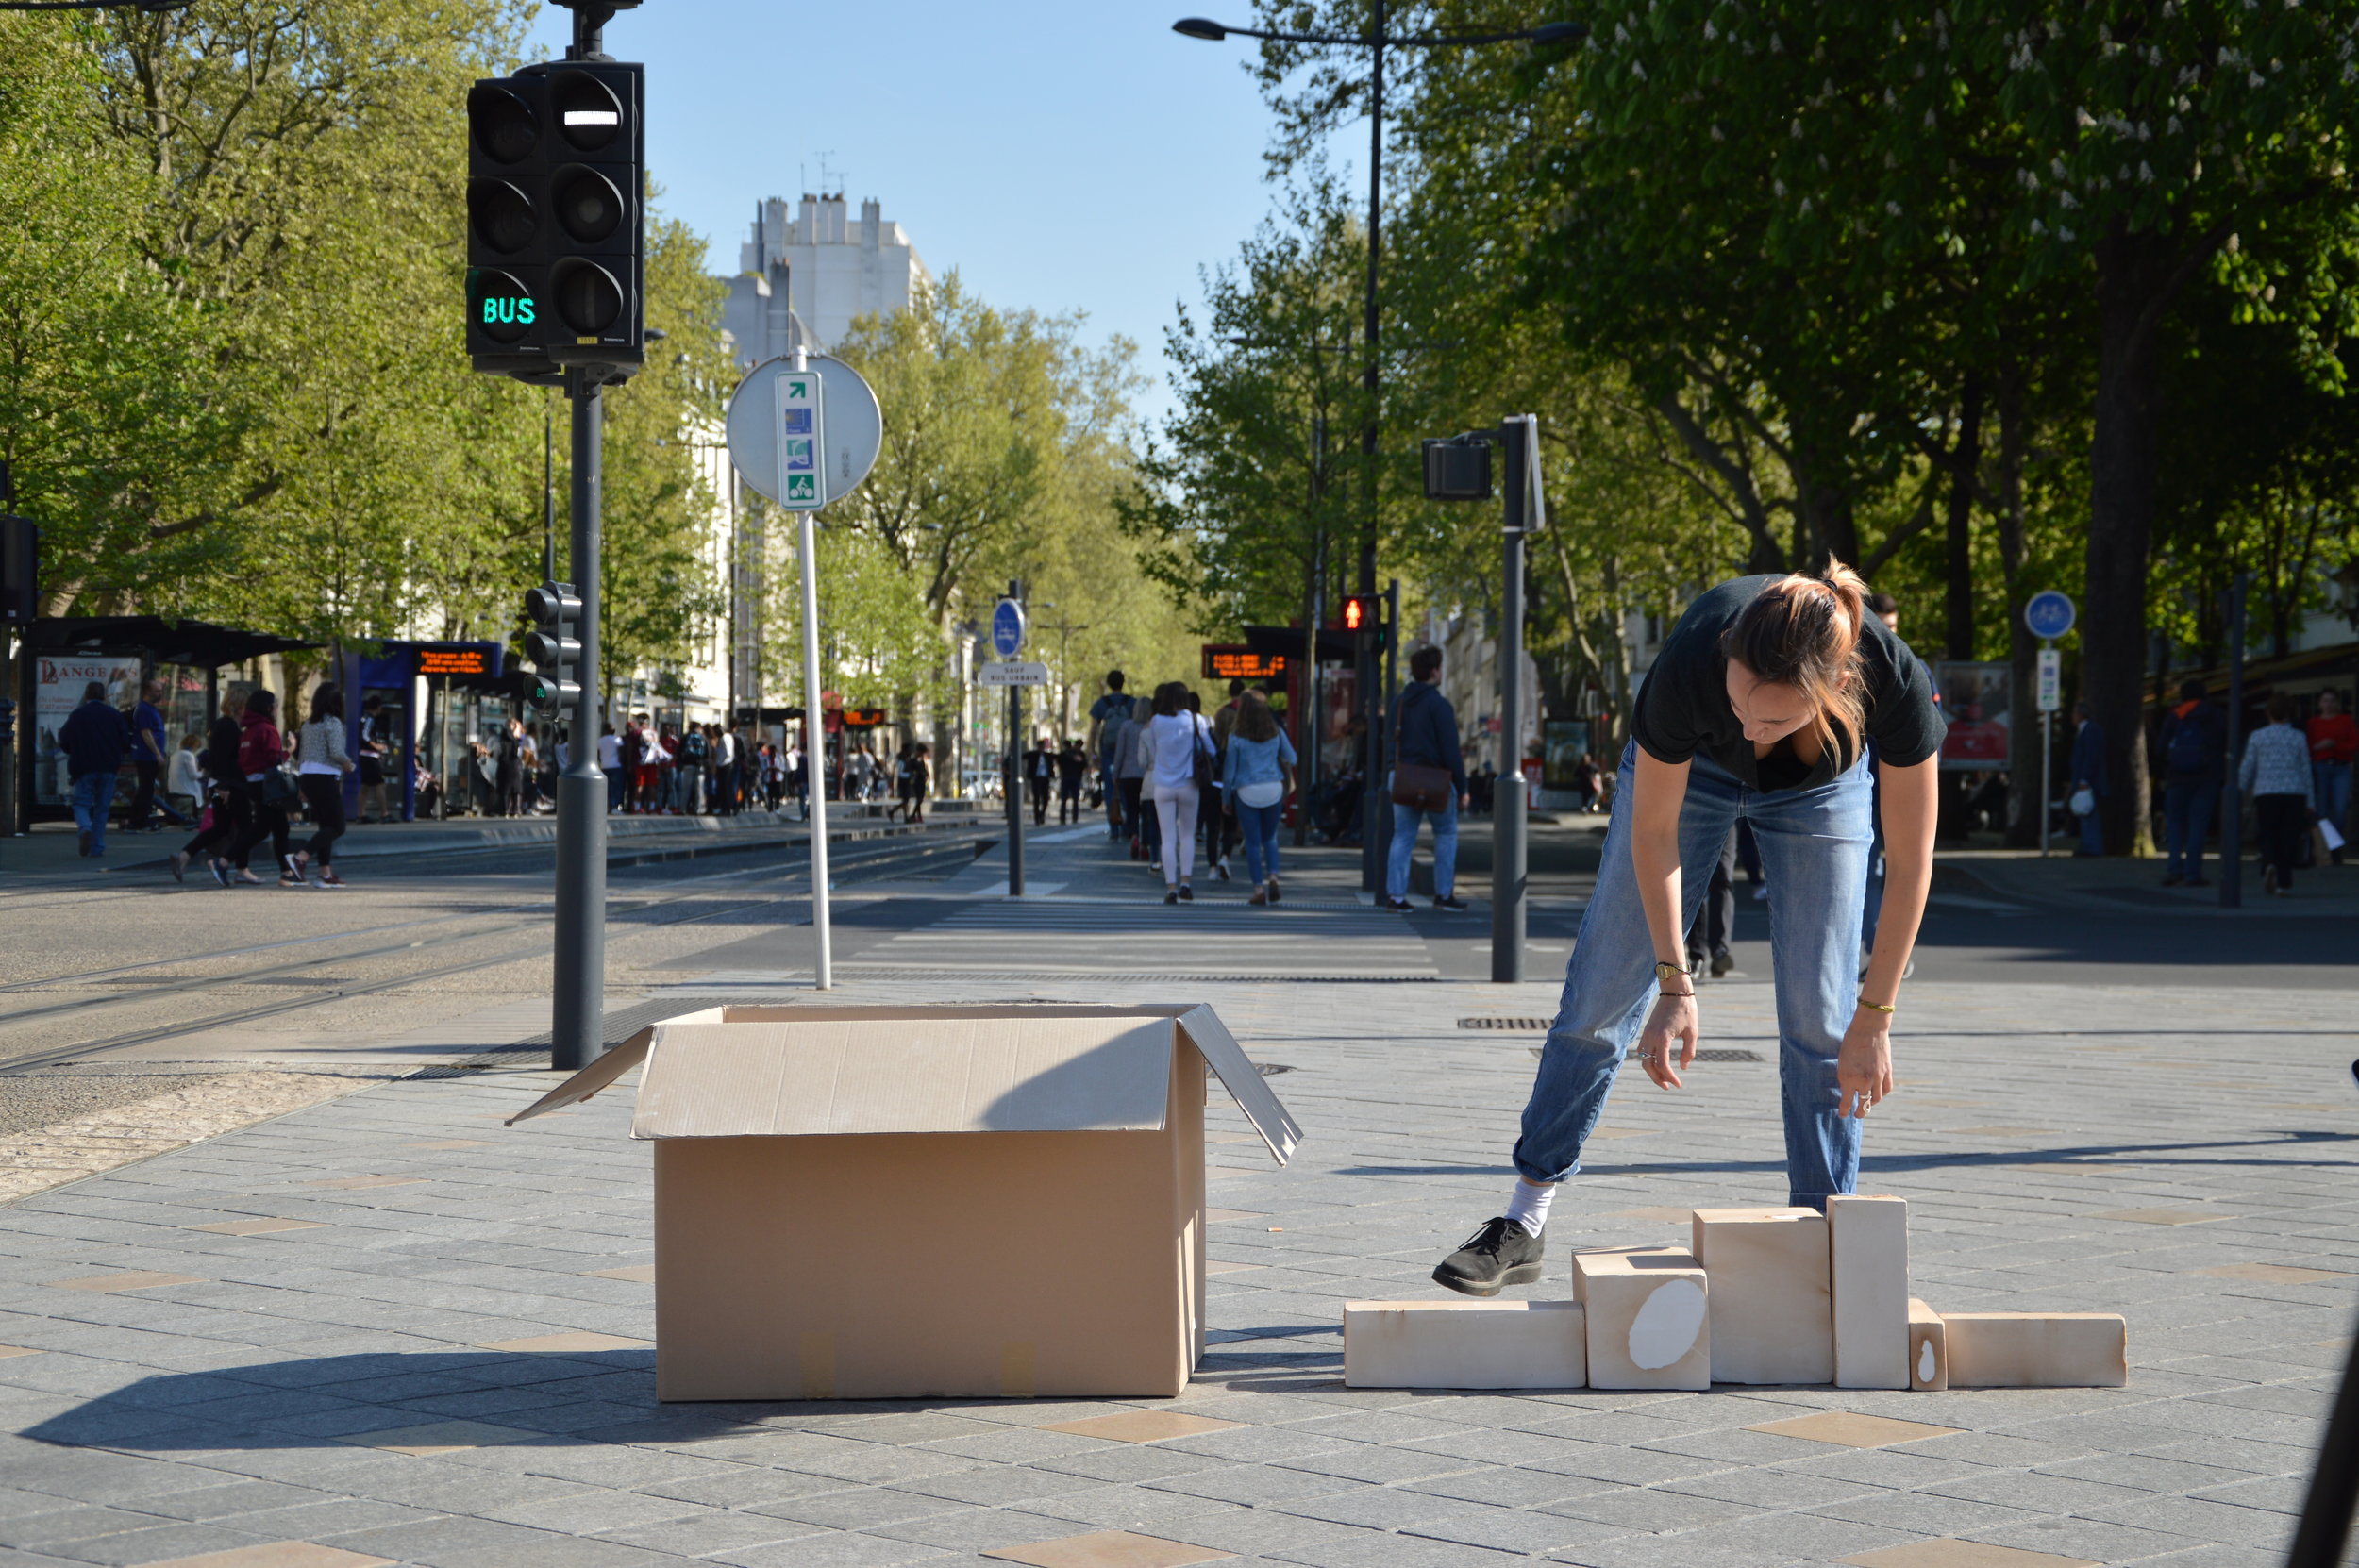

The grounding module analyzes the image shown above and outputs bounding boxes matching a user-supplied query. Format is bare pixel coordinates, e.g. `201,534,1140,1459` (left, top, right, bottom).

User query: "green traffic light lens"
469,269,536,343
550,258,624,335
467,83,537,164
467,178,537,254
551,165,624,244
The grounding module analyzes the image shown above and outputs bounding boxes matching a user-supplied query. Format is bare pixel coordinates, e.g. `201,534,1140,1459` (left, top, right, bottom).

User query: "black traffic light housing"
1340,593,1389,650
1422,436,1494,502
467,60,645,382
0,514,34,626
523,581,583,714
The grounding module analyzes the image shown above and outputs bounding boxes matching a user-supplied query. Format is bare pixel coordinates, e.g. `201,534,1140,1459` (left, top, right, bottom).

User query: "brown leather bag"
1391,760,1453,812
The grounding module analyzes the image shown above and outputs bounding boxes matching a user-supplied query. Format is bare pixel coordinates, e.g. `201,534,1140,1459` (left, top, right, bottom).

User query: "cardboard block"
1344,1299,1586,1390
1943,1311,2126,1388
1691,1207,1832,1385
1906,1298,1947,1391
1572,1246,1710,1390
1828,1194,1910,1390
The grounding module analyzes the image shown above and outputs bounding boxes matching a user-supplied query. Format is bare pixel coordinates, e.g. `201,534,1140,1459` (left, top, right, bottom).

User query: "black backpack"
2167,708,2214,776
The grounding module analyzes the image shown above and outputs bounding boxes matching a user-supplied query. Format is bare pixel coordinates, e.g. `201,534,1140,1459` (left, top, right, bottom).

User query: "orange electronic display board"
416,647,492,677
1201,645,1286,681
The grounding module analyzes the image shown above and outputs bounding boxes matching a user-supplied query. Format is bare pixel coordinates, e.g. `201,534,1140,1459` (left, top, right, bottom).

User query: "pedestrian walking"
173,698,248,885
495,718,524,817
518,725,542,813
167,733,204,826
1025,736,1055,826
597,724,624,811
1088,671,1135,840
127,679,190,831
1222,690,1297,906
2307,689,2354,863
2241,693,2316,897
1056,739,1086,824
904,743,930,825
1143,682,1213,903
1385,645,1471,912
2068,701,2108,858
58,680,128,859
1430,563,1941,1296
226,689,300,886
1191,690,1233,880
292,686,356,887
2161,678,2229,887
710,723,738,816
357,693,392,822
1682,828,1738,977
1113,702,1153,859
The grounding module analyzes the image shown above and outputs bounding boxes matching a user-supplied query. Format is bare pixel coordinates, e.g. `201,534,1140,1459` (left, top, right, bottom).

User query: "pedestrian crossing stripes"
846,896,1439,977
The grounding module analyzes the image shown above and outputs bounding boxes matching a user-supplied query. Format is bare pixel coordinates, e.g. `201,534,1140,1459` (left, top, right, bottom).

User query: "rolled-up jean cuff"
1513,1152,1580,1185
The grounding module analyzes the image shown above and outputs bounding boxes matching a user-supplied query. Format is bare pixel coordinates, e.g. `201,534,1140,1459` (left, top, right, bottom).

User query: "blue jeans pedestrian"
1387,796,1457,900
2315,761,2351,838
2164,779,2217,879
1514,743,1874,1209
1237,800,1282,884
72,772,115,855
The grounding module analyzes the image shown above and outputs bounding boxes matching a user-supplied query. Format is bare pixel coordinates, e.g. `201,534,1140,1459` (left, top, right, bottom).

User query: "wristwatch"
1654,961,1691,989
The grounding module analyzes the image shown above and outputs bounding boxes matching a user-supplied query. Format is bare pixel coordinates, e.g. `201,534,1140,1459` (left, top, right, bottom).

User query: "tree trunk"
1945,376,1983,660
1992,375,2040,848
2087,222,2175,857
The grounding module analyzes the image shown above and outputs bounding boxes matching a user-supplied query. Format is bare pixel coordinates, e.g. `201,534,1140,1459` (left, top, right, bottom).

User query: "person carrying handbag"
226,689,300,886
292,686,356,887
1386,645,1471,911
1143,681,1213,903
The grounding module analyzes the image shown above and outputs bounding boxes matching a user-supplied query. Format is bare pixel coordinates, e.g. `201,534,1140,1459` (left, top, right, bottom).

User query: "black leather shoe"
1433,895,1468,910
1432,1216,1546,1297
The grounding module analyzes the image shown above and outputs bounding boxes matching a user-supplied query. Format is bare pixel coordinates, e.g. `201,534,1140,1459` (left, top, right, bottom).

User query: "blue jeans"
72,773,115,855
1237,800,1282,883
1514,743,1873,1209
2316,761,2351,836
1387,796,1457,900
2077,802,2105,855
2164,780,2217,878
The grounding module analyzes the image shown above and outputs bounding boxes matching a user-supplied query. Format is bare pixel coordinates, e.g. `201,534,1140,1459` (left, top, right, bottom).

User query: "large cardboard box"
510,1004,1299,1402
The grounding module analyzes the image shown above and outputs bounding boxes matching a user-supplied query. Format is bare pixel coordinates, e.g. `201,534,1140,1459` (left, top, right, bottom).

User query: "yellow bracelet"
1856,997,1897,1014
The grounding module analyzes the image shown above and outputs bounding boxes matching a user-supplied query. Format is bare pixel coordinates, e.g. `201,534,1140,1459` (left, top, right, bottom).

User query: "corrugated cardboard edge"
1172,1003,1299,1166
504,1005,729,1126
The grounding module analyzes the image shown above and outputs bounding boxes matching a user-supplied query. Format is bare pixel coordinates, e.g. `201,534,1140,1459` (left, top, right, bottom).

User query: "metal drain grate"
1461,1016,1554,1030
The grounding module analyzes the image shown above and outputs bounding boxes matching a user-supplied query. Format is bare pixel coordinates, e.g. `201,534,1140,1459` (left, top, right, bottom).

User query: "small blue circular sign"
991,598,1026,659
2024,591,2075,642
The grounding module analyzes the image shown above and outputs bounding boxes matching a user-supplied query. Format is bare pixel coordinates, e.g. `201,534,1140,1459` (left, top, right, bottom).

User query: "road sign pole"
1492,417,1531,982
798,503,832,987
2039,639,2053,859
1007,679,1025,895
551,367,608,1071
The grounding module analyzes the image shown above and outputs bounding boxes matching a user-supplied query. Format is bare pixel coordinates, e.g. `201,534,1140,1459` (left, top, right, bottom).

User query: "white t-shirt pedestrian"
596,732,623,770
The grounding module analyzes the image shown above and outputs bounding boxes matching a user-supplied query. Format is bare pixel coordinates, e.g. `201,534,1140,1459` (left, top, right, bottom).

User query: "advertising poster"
1933,660,2012,770
1542,720,1591,791
35,656,142,806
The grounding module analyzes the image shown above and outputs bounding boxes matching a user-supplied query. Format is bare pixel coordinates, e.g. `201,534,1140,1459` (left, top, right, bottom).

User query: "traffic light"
466,60,646,380
1341,593,1388,649
0,512,34,626
522,581,582,714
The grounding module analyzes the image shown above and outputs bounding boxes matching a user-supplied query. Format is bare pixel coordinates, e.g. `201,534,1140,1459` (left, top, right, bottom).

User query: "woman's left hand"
1837,1008,1895,1119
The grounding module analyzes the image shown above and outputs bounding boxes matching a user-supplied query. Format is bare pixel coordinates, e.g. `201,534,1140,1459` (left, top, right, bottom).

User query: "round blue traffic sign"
2024,590,2075,642
991,598,1027,659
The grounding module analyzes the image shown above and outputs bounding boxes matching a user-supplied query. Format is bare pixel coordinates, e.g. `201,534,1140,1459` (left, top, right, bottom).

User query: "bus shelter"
342,641,510,821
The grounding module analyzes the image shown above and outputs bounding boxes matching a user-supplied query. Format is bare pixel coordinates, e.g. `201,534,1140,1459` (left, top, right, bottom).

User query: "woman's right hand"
1634,990,1699,1090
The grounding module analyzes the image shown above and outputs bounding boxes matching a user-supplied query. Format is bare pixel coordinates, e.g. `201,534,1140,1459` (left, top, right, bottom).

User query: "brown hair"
2265,692,2294,725
1234,689,1280,743
1151,681,1184,718
1722,559,1869,759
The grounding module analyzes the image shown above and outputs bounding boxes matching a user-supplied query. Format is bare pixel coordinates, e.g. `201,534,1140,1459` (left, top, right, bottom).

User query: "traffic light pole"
1491,416,1534,983
551,368,608,1070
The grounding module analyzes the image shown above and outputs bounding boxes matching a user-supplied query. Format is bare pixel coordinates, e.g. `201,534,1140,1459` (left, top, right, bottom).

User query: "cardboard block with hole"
1943,1311,2127,1388
1345,1299,1585,1390
510,1003,1299,1400
1572,1245,1710,1390
1907,1298,1948,1390
1690,1207,1832,1385
1827,1193,1910,1390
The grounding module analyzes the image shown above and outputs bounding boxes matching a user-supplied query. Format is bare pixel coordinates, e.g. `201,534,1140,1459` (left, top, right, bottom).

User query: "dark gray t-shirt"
1631,575,1943,792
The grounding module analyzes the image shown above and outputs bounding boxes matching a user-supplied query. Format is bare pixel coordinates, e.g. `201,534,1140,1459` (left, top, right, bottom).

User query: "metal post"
2039,639,2053,859
798,505,832,985
1492,416,1531,982
542,398,556,586
2286,1319,2359,1568
551,367,609,1070
1005,579,1026,896
2219,572,2247,909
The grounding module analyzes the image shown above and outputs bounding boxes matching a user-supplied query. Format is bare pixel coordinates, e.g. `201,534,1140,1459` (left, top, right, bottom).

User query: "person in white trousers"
1142,681,1211,904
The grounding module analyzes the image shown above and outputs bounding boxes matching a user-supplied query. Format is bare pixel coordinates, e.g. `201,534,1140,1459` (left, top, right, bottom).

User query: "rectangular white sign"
775,368,825,510
978,660,1049,688
2035,647,2062,712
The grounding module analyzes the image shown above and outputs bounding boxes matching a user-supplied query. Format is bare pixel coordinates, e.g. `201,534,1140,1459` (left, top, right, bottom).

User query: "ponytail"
1723,559,1870,759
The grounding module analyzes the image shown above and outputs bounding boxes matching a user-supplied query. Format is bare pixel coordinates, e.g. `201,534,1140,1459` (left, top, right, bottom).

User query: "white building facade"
720,193,929,368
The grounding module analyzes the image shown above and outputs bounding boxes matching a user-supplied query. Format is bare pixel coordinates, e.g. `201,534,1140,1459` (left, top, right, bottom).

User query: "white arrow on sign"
978,660,1049,688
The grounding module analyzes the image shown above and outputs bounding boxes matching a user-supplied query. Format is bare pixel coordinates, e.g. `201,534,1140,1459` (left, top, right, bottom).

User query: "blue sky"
519,2,1331,425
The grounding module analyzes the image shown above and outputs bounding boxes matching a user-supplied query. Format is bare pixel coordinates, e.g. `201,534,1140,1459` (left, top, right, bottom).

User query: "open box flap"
502,1005,728,1126
630,1013,1178,1138
1172,1003,1299,1165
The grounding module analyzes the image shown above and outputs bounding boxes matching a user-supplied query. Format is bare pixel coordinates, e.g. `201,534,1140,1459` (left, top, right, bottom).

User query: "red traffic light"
1342,595,1374,632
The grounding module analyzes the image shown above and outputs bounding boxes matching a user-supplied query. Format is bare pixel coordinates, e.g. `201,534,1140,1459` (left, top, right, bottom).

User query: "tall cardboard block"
1572,1246,1710,1390
1827,1194,1910,1390
510,1004,1299,1401
1689,1208,1832,1385
1345,1300,1586,1390
1907,1298,1947,1391
1944,1311,2127,1388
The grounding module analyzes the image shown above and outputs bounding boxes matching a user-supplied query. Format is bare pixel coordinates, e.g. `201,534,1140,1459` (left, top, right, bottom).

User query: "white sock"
1504,1179,1555,1236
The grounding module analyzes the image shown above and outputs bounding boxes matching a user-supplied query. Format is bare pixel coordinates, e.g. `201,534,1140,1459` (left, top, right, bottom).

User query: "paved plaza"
0,831,2353,1568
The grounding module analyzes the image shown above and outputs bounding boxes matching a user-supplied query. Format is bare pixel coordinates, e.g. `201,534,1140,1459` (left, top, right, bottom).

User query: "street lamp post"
1176,11,1581,889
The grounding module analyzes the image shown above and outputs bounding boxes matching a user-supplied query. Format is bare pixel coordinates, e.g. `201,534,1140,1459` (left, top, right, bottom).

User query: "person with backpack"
58,680,129,859
226,689,300,886
1088,671,1136,841
2160,678,2228,887
292,685,356,887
